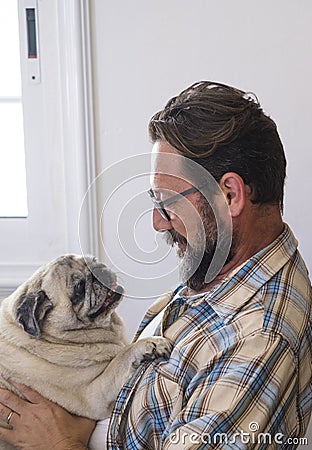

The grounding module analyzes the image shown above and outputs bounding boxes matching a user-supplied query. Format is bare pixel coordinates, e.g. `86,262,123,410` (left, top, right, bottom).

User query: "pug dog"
0,255,171,450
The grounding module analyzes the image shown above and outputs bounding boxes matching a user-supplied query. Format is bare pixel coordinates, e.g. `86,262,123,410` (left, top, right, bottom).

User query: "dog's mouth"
87,283,123,320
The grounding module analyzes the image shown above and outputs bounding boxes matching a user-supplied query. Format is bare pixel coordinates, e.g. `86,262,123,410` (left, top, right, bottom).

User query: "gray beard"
162,194,233,292
163,228,218,292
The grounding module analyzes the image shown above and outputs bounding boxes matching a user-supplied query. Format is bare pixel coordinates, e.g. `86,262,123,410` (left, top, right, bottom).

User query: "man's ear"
16,290,53,339
219,172,247,217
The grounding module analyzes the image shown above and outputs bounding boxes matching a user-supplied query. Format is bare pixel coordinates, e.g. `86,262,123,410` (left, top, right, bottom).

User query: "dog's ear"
16,290,53,339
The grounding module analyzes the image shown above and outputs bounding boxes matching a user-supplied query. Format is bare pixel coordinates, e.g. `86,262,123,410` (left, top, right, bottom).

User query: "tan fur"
0,255,171,450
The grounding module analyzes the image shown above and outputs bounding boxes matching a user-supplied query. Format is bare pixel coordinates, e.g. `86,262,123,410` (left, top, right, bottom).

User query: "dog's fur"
0,255,171,449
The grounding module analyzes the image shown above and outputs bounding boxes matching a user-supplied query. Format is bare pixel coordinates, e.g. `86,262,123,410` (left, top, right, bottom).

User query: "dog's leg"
112,336,172,372
84,336,172,418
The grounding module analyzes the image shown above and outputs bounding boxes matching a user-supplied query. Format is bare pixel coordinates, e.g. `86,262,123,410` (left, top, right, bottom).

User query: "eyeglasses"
148,185,201,221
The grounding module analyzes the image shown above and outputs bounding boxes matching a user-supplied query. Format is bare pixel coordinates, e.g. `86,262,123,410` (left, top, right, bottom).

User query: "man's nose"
152,208,173,232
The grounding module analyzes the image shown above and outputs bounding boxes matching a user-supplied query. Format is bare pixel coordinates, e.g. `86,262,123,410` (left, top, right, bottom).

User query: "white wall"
90,1,312,443
90,0,312,335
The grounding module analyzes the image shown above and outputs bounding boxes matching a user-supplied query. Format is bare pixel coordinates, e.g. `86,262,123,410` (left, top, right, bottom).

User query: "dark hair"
148,81,286,209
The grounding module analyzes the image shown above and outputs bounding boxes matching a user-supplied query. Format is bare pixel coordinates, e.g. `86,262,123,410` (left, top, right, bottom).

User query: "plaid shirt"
108,225,312,449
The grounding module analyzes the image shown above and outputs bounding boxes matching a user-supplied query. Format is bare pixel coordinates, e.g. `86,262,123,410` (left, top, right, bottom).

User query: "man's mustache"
163,230,187,247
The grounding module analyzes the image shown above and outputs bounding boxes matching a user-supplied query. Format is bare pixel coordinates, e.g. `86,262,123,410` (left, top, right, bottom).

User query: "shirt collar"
181,224,298,323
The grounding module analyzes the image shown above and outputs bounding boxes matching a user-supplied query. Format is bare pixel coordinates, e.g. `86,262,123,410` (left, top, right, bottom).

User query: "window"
0,0,98,297
0,1,27,217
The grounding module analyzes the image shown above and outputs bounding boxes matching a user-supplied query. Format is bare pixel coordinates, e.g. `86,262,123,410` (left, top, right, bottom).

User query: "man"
0,81,311,449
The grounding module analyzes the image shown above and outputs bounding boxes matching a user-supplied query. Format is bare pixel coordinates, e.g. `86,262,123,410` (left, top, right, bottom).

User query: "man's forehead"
150,157,190,191
150,141,187,188
151,173,190,193
151,142,182,170
150,140,212,190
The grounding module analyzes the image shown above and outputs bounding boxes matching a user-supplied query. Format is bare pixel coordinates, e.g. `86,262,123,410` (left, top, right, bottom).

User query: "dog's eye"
76,280,85,296
71,280,86,305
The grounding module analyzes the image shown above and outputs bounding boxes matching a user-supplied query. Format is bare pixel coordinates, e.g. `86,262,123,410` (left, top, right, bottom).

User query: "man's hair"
148,81,286,209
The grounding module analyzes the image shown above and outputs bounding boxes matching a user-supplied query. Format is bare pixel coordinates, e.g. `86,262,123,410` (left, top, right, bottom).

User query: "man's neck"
221,219,284,276
192,205,284,295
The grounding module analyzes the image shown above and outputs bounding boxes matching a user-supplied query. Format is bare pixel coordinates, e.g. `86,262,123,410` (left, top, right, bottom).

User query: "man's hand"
0,381,95,450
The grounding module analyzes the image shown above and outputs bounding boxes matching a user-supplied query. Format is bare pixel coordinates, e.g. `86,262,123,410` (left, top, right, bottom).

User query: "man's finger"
4,380,45,404
0,403,18,429
0,387,33,415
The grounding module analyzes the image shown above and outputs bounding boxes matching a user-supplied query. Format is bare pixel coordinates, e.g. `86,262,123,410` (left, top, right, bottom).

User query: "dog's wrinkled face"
14,255,124,340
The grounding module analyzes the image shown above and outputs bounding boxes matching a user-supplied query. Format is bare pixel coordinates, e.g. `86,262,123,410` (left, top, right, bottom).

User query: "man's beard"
163,199,233,292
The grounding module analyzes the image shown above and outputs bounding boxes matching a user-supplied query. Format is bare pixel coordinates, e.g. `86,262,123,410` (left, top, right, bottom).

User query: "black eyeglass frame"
148,184,206,221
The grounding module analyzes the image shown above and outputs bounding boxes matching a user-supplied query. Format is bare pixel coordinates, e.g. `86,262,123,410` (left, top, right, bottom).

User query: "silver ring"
6,410,14,425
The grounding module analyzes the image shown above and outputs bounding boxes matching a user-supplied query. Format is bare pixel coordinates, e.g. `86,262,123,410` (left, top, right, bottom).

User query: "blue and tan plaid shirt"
108,225,312,449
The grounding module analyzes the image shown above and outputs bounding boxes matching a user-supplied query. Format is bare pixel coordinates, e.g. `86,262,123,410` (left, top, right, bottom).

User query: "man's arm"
113,331,306,449
161,331,300,449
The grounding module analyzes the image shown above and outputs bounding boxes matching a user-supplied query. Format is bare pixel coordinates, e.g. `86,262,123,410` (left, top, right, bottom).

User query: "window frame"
0,0,98,297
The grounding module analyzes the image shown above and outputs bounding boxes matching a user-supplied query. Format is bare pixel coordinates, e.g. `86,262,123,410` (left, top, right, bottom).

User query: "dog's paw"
132,337,172,369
